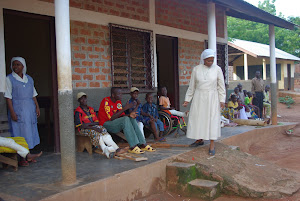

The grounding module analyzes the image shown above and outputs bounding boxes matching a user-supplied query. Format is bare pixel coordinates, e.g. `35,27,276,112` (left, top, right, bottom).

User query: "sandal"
28,159,37,163
209,148,215,156
128,146,145,154
155,137,166,142
140,145,156,152
19,160,29,167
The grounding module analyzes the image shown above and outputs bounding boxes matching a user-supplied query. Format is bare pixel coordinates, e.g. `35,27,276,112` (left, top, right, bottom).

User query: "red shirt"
98,97,125,125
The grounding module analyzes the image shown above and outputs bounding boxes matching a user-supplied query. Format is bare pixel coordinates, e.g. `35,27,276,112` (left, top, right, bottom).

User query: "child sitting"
126,87,144,137
228,95,242,118
75,92,126,158
159,86,188,117
245,92,260,118
221,102,235,121
237,98,248,120
142,93,166,142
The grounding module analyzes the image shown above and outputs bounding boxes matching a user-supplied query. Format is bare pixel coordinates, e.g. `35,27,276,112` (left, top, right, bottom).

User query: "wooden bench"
0,137,29,171
75,130,93,155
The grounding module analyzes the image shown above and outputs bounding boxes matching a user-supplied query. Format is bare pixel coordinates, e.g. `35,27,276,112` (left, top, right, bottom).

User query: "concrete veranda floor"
0,122,296,201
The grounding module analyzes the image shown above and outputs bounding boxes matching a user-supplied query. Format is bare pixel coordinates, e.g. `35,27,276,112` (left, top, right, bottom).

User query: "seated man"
159,86,188,117
75,92,126,158
263,85,271,118
0,137,42,166
98,87,155,154
126,87,144,137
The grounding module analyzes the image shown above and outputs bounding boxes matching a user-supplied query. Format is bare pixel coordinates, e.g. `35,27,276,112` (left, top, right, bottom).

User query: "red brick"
90,82,100,87
74,67,87,74
101,55,110,60
95,61,105,67
121,12,130,18
180,76,185,80
76,82,87,88
186,76,191,79
88,23,99,29
110,9,120,16
104,0,114,6
94,31,104,37
72,61,80,66
84,4,96,11
137,8,144,14
116,3,124,9
102,82,111,88
74,37,85,44
101,40,109,46
89,54,99,59
74,21,85,27
132,14,141,20
89,68,100,73
83,75,93,80
80,29,91,36
82,61,93,66
102,68,110,74
88,39,99,44
82,46,93,51
72,45,80,51
96,75,106,80
95,47,105,52
107,75,111,80
72,75,81,80
127,6,135,11
70,0,82,8
74,53,86,59
71,28,78,35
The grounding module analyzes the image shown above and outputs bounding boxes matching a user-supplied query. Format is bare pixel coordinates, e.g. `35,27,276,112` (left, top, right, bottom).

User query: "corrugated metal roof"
228,39,300,61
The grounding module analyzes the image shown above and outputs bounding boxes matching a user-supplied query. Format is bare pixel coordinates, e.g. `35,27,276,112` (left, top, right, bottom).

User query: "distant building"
229,39,300,90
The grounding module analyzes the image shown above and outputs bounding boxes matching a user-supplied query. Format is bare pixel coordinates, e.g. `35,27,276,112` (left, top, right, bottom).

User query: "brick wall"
156,0,225,38
71,21,111,88
39,0,149,22
178,38,204,86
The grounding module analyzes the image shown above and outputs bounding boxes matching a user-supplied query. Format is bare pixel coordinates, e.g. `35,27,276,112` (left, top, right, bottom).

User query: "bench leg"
76,135,93,155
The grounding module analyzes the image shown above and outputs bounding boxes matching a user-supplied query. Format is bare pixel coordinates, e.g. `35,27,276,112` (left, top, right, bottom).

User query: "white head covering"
200,49,215,65
11,57,27,74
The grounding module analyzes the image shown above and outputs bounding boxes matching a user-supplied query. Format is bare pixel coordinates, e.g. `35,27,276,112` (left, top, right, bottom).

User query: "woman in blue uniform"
5,57,40,149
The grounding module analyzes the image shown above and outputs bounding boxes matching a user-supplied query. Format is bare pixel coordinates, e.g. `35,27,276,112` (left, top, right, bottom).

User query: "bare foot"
27,151,42,162
115,148,127,156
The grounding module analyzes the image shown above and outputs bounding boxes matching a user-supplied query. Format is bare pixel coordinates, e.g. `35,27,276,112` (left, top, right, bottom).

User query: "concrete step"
188,179,220,200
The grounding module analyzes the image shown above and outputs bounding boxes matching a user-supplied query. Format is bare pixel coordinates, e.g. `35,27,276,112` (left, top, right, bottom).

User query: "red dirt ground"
139,97,300,201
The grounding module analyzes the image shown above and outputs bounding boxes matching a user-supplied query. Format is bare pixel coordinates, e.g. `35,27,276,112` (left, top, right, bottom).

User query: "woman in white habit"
183,49,226,155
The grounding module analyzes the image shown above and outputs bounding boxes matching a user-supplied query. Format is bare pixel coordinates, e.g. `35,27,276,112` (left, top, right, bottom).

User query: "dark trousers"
253,92,264,118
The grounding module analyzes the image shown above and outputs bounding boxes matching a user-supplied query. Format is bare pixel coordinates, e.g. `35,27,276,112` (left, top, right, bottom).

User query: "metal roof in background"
228,39,300,61
213,0,296,30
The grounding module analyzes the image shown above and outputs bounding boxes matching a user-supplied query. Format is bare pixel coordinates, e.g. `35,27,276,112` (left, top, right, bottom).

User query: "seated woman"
75,92,126,158
228,95,242,118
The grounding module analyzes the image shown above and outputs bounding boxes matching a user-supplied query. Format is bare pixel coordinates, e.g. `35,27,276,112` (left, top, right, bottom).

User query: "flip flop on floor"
128,146,145,154
19,160,29,167
155,137,166,142
141,145,156,152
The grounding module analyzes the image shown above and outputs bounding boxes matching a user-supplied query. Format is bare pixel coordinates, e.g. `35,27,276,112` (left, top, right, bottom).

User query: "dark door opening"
287,64,291,90
156,35,179,109
4,9,60,152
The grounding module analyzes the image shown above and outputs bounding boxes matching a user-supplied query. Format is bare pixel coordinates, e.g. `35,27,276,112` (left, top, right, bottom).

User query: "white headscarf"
11,57,27,74
200,49,215,65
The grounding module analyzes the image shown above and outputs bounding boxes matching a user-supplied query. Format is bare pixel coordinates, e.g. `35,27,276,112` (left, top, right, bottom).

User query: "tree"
227,0,300,57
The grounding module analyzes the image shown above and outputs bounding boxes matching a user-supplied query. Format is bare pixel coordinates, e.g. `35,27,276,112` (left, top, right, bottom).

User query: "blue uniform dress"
7,74,40,149
142,103,164,131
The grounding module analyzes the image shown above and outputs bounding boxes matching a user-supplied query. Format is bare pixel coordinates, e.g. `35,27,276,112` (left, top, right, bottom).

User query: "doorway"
4,9,59,152
156,35,179,109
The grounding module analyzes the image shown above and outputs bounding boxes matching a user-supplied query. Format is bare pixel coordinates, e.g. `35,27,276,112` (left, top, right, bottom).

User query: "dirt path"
139,97,300,201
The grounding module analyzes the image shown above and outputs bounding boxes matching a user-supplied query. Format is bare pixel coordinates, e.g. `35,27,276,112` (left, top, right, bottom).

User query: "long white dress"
185,64,226,140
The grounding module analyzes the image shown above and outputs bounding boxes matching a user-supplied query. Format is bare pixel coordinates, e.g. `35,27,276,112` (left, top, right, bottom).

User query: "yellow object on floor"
0,137,29,153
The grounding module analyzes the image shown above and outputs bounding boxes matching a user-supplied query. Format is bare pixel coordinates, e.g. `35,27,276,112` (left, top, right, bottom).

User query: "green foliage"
227,0,300,58
278,96,295,108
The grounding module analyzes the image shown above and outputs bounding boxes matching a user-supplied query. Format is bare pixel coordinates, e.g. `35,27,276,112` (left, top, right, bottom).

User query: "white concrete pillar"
55,0,76,185
244,53,248,80
0,8,6,93
207,1,217,64
269,24,277,125
262,58,267,80
149,0,157,87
